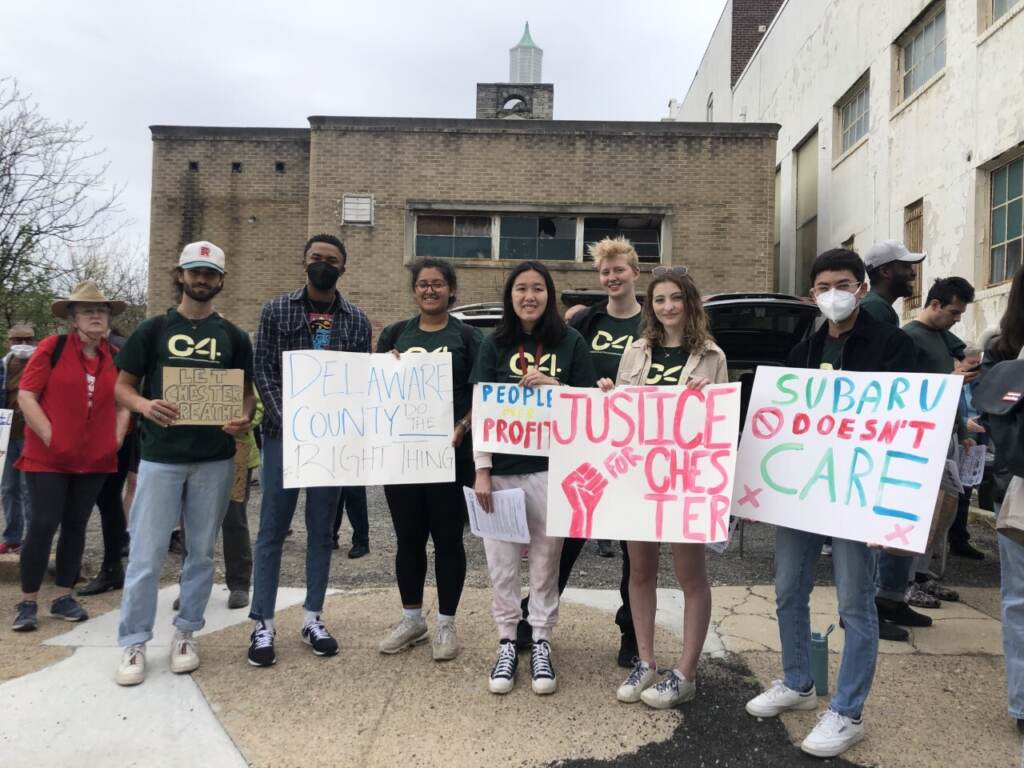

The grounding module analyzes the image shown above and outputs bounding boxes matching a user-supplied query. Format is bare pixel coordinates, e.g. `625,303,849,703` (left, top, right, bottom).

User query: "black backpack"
974,354,1024,477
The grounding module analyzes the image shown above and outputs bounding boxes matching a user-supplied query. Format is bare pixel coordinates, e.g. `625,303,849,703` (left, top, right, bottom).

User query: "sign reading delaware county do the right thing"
282,351,454,488
732,367,962,553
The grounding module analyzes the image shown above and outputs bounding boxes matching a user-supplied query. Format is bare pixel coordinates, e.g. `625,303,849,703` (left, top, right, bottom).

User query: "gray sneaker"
432,621,459,661
13,600,37,632
640,669,696,709
227,589,250,609
379,616,429,654
50,595,88,622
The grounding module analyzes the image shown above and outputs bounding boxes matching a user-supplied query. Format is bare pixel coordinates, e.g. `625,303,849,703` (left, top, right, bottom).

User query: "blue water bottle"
810,624,835,697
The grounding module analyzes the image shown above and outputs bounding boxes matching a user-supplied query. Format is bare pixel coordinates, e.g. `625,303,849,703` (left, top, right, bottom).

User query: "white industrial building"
670,0,1024,340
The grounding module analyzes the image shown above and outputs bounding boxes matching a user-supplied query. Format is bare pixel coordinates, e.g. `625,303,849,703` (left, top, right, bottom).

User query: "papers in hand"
463,487,530,544
957,444,986,488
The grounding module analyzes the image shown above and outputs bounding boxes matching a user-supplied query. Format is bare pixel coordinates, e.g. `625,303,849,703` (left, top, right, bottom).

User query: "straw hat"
51,280,127,319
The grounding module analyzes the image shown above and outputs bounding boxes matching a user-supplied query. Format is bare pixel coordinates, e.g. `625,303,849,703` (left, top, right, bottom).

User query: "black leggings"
95,440,132,568
384,481,467,616
20,472,107,594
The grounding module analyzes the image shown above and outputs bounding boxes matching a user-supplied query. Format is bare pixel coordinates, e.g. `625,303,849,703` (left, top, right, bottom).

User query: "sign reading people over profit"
163,368,244,426
732,368,962,553
0,409,12,470
546,384,741,543
283,351,454,488
472,383,557,456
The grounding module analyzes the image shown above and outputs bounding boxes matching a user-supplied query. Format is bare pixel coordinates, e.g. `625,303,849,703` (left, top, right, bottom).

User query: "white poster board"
546,384,741,543
282,351,454,488
732,367,962,553
472,383,557,456
0,409,12,470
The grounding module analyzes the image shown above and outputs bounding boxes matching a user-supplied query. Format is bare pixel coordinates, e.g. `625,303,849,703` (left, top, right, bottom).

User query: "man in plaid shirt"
248,233,371,667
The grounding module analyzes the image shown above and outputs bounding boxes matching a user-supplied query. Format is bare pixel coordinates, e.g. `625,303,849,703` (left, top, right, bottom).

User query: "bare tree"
0,77,123,327
54,237,149,333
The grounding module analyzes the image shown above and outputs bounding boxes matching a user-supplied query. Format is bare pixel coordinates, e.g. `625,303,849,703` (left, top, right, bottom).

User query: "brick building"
147,28,780,335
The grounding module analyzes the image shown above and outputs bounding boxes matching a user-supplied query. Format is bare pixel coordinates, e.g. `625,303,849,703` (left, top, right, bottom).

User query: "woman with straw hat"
12,280,130,632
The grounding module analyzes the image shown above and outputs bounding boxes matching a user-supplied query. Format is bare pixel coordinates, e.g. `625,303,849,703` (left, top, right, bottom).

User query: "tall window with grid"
991,158,1024,284
904,199,924,311
899,4,946,101
838,80,869,154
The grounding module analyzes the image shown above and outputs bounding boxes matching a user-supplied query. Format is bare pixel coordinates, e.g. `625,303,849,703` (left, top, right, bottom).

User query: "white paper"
0,409,12,471
957,444,986,488
282,351,454,488
463,487,530,544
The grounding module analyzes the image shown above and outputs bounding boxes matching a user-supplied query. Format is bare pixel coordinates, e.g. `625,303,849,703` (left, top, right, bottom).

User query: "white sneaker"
800,709,865,757
116,644,146,686
616,660,658,703
489,640,518,694
378,616,429,654
170,630,200,674
745,679,818,718
432,621,459,661
640,669,695,709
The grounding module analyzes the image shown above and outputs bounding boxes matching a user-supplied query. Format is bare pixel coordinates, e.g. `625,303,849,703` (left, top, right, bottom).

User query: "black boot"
77,564,125,596
617,629,639,667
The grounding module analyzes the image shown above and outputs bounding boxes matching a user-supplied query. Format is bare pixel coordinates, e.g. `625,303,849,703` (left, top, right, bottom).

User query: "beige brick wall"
149,119,778,336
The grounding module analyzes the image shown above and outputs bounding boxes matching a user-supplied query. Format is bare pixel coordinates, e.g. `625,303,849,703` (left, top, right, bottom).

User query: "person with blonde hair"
516,237,645,667
597,266,727,709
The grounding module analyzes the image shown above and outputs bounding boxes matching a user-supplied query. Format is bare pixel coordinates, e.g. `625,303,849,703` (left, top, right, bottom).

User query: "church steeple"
509,22,543,83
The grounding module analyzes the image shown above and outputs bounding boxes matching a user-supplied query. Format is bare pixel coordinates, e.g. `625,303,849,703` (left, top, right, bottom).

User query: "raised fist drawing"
562,462,609,539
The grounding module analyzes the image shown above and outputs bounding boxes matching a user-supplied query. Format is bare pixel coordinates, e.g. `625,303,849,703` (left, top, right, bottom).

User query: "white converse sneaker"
116,643,146,686
489,640,518,694
432,621,459,661
640,669,695,709
745,679,818,718
800,708,865,757
379,616,429,655
616,660,658,703
170,630,200,674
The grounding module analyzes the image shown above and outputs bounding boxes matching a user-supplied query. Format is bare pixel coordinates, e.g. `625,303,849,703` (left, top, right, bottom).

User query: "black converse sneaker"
530,639,557,695
301,617,339,656
247,620,276,667
489,639,518,694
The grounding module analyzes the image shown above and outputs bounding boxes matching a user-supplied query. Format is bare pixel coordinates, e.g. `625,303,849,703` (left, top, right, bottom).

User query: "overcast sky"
0,1,723,255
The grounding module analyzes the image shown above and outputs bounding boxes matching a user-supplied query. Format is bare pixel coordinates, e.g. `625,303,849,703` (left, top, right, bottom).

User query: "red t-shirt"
17,334,119,474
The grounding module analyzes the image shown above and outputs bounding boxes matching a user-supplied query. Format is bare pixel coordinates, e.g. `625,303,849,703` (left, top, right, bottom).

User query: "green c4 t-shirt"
902,320,956,374
469,327,597,476
376,316,483,422
116,310,254,464
645,345,689,385
585,312,641,381
859,290,899,327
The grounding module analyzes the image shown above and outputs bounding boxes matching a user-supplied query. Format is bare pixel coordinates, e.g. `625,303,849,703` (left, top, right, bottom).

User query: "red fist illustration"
562,462,609,539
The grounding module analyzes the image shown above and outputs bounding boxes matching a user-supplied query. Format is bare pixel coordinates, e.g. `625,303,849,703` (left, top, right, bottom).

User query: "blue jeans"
1000,532,1024,718
250,436,340,620
1,439,31,545
774,526,879,719
118,458,234,646
876,551,914,602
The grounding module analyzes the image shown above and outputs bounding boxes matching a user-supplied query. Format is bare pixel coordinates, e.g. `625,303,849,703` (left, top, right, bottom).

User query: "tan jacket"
615,337,729,387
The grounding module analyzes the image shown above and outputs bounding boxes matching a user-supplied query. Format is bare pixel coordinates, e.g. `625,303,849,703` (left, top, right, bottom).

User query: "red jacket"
17,334,119,474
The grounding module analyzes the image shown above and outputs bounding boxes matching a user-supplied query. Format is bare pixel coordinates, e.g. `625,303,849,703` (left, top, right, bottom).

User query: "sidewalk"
0,580,1016,767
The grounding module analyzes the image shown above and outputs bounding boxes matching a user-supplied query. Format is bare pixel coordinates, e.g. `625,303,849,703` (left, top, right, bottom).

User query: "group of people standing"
2,230,1020,761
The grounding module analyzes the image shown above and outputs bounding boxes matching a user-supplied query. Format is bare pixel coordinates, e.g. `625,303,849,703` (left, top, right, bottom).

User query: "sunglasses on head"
651,265,689,278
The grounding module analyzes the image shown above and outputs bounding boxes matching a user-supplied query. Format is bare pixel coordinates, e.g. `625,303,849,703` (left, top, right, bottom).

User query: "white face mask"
815,289,858,323
9,344,34,359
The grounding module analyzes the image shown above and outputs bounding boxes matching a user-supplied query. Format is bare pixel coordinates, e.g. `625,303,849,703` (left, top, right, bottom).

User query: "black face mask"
307,261,340,291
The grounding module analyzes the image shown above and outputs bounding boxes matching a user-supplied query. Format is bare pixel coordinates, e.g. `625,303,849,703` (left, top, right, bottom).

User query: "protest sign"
732,367,961,553
0,409,12,471
163,368,244,426
282,350,454,488
546,384,741,543
472,383,557,456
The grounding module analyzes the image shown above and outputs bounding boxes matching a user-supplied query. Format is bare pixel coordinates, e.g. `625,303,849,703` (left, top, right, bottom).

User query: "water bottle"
810,624,835,697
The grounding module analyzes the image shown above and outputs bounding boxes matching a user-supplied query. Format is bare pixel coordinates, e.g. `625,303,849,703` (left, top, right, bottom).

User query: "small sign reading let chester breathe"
162,367,244,426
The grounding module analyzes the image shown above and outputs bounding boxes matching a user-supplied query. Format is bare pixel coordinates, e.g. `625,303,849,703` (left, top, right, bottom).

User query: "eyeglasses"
811,281,861,296
415,281,448,291
652,265,689,278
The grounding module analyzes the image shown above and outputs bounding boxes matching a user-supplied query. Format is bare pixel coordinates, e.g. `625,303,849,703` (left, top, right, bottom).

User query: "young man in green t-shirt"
114,241,255,686
860,240,925,327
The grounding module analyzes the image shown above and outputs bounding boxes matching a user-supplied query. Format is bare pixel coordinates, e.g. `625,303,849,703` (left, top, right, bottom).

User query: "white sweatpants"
485,471,563,642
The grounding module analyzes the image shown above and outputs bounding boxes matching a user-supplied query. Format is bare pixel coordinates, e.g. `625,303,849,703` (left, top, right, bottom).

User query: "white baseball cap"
179,241,225,273
863,240,926,270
